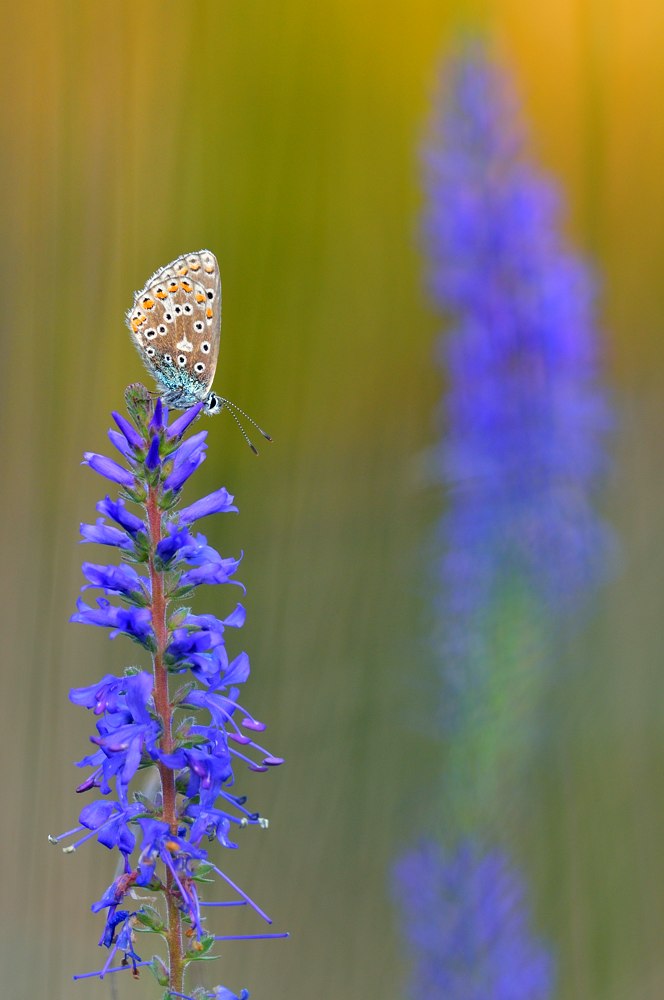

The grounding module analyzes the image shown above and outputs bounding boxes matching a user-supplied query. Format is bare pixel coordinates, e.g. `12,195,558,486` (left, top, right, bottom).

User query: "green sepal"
134,905,166,933
158,489,182,512
174,714,196,736
119,484,147,505
192,862,216,883
169,585,197,603
123,532,151,565
124,665,143,676
172,682,196,706
117,590,151,609
175,773,190,795
148,955,169,987
132,788,158,810
184,934,216,961
177,732,209,749
145,464,163,491
168,607,192,629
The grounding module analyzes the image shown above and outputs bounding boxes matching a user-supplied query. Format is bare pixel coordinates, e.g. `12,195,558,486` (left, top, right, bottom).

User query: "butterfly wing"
126,249,222,408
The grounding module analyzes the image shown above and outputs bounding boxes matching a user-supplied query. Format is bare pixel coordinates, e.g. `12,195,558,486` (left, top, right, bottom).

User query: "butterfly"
126,249,224,414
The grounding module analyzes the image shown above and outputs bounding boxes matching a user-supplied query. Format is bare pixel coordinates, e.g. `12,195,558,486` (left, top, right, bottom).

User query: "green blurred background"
2,1,664,997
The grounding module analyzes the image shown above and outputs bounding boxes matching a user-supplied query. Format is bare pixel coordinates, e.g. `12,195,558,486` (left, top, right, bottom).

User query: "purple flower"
427,46,612,629
81,562,146,599
145,434,161,470
69,673,153,715
96,496,145,536
71,596,153,645
112,410,144,449
83,452,136,487
79,800,140,854
80,518,134,549
164,451,207,492
393,841,554,1000
169,430,208,470
166,400,204,440
149,397,167,430
180,557,244,590
108,428,135,460
179,487,238,525
156,523,197,565
61,392,284,994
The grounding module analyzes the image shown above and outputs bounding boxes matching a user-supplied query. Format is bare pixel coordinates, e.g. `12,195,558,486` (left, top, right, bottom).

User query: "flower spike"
62,387,285,997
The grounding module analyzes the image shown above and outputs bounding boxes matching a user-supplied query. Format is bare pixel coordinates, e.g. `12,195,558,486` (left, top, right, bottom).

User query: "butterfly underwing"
126,249,223,413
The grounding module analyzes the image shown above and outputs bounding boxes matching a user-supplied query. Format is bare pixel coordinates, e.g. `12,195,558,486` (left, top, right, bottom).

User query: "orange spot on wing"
181,279,193,292
206,307,214,319
155,289,168,300
195,291,206,303
189,261,201,270
168,280,179,292
142,298,155,309
177,265,188,275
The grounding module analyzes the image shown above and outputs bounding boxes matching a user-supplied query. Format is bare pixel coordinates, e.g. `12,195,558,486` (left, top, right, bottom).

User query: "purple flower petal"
80,519,134,549
145,435,161,470
83,453,135,487
112,411,144,449
166,401,204,440
163,451,206,492
179,488,238,524
96,497,144,536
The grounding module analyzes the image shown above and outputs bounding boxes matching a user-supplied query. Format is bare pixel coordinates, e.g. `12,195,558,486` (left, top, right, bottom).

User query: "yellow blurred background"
2,2,664,998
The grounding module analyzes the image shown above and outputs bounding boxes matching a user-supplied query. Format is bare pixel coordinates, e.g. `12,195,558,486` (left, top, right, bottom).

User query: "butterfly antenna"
223,404,260,455
218,397,273,443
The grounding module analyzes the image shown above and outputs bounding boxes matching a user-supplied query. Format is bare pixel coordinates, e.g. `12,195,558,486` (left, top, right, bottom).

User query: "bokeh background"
2,2,664,998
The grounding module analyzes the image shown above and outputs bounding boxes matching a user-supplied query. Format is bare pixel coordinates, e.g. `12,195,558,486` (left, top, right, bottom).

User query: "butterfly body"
126,249,222,412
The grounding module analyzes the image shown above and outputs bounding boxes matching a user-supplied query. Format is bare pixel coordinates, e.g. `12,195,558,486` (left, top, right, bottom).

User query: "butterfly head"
205,391,224,415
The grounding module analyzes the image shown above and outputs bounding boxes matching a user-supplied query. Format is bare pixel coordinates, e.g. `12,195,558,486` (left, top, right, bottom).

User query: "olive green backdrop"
2,2,664,998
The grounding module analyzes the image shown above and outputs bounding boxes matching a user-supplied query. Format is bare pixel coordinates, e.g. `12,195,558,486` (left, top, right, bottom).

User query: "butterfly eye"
194,322,205,333
146,346,156,358
201,341,210,352
194,362,205,374
178,355,187,366
158,325,167,335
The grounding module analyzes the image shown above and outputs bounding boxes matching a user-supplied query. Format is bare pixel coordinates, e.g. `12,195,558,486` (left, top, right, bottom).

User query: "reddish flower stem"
147,483,185,994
